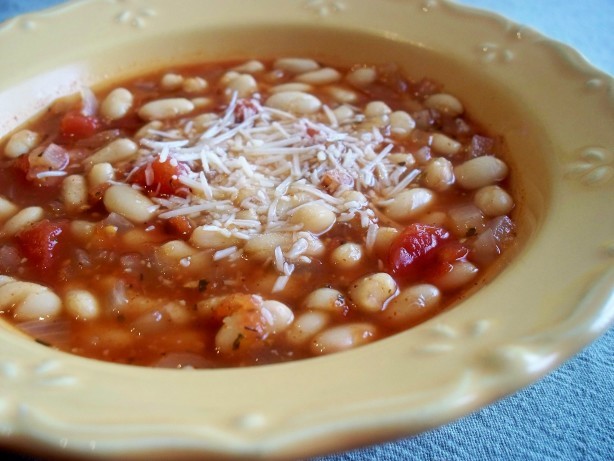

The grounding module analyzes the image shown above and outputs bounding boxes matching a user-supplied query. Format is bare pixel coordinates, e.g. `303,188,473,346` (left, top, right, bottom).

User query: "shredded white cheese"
120,92,424,278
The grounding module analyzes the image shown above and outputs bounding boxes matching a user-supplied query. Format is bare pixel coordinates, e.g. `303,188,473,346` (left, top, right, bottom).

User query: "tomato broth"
0,58,516,368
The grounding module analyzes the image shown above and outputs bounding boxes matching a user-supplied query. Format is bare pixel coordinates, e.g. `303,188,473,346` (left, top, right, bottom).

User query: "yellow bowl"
0,0,612,459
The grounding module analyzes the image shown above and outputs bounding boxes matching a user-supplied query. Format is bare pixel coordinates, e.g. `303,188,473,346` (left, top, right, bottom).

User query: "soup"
0,58,516,368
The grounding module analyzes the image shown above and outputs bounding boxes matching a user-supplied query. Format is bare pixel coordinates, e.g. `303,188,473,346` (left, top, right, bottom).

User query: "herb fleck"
198,279,209,292
232,333,244,350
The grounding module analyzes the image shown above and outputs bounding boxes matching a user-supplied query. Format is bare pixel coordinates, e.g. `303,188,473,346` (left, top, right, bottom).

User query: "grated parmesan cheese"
118,90,424,278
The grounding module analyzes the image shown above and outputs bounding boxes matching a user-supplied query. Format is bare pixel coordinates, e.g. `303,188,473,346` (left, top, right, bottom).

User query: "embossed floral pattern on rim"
0,0,612,459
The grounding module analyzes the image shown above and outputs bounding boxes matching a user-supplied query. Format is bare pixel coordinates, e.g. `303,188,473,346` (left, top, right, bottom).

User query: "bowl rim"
0,0,613,459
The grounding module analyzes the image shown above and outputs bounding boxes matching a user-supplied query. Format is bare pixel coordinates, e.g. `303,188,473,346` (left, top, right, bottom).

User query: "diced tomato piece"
306,126,320,137
16,219,65,270
387,223,449,279
165,215,194,237
424,241,470,280
60,111,100,140
13,154,30,176
130,158,191,197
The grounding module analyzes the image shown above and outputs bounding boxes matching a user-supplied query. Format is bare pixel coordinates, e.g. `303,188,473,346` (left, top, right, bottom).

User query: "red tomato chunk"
59,111,101,140
130,158,191,197
16,219,65,271
388,224,449,279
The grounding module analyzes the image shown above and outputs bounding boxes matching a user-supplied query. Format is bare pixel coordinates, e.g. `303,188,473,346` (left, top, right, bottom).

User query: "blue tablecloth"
1,1,612,460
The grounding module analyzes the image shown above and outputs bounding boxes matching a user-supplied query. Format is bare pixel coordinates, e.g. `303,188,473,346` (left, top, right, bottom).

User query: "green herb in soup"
0,58,516,368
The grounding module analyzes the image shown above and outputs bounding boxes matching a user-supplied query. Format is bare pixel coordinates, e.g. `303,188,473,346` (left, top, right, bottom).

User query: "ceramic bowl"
0,0,612,459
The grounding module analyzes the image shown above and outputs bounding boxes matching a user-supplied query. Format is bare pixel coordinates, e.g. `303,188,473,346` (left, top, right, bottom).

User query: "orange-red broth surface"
0,59,516,368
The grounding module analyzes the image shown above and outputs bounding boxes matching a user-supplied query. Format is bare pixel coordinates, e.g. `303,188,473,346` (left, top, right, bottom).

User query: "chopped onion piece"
80,86,99,117
17,319,71,347
489,215,516,246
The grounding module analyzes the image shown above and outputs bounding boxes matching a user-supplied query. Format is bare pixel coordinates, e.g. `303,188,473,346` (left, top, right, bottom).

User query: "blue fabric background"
1,1,612,460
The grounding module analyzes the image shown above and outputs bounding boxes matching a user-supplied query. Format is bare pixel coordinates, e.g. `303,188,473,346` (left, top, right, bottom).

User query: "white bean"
219,71,240,86
311,323,376,354
339,190,368,207
387,153,415,168
330,243,364,270
474,185,514,217
286,311,329,346
383,284,441,325
261,300,294,333
325,85,358,104
332,104,355,124
127,295,164,318
274,58,320,74
346,67,377,87
138,98,194,121
264,91,322,115
244,232,293,261
270,82,313,93
214,296,274,354
191,97,213,110
215,317,244,354
100,88,133,121
0,275,15,286
88,162,114,187
384,188,435,222
424,93,464,116
162,301,193,325
373,227,398,258
295,67,341,85
189,226,240,250
448,204,486,237
103,185,155,224
61,174,88,213
157,239,197,262
303,288,346,312
182,77,208,93
290,202,336,234
65,289,100,320
0,196,18,222
4,129,41,158
389,111,416,138
365,101,392,118
431,133,462,156
422,158,455,191
0,276,62,320
225,74,258,98
134,120,163,139
127,310,167,335
434,261,479,291
454,156,509,190
421,210,448,227
2,206,44,236
235,208,258,221
298,234,325,258
70,220,95,241
86,138,137,165
196,296,225,318
232,60,265,73
18,290,63,321
359,117,388,131
160,73,184,90
348,273,397,313
123,228,164,247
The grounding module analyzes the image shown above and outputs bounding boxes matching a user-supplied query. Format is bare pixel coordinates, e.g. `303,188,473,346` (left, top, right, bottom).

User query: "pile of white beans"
0,57,517,366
